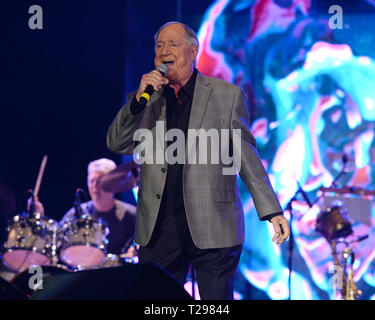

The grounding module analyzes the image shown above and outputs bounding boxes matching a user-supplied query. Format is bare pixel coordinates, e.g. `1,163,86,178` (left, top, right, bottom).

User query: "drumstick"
33,155,48,198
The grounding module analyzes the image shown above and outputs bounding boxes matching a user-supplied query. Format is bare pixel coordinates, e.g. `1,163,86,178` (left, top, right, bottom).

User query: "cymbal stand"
285,192,298,300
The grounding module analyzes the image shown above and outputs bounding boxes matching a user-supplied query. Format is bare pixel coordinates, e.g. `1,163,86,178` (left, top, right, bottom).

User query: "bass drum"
2,213,60,272
59,214,109,270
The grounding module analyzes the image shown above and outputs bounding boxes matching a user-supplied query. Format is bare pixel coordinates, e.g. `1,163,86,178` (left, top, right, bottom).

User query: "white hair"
87,158,116,175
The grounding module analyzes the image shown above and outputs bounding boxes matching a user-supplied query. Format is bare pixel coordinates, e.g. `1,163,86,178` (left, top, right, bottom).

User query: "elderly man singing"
107,21,289,300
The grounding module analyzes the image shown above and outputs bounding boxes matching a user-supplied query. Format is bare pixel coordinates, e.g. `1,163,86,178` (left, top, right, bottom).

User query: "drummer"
35,158,138,258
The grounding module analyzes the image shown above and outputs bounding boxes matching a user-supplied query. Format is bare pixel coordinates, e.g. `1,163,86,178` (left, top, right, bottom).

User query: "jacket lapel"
185,73,212,163
188,72,212,131
150,88,166,121
151,72,212,127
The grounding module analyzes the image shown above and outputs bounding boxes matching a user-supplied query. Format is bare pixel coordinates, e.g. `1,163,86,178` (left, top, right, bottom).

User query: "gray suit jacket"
107,72,282,249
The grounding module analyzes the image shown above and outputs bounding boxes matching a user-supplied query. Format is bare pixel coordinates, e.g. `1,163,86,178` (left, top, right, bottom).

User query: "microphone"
354,235,368,243
331,154,350,186
296,181,312,208
25,189,36,215
337,235,368,245
139,64,169,105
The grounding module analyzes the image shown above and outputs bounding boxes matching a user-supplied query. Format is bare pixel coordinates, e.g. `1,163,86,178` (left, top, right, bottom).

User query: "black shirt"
130,69,197,212
162,69,197,205
86,201,136,254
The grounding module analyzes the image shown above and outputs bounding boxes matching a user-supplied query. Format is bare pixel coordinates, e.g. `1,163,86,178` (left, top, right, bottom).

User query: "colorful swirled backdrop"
194,0,375,300
2,0,374,301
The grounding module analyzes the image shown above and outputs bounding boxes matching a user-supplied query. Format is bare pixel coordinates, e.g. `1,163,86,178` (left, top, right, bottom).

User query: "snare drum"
2,213,60,272
59,214,109,270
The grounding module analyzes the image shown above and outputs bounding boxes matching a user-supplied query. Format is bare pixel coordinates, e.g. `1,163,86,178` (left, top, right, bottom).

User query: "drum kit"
316,186,374,242
1,152,373,299
0,156,141,292
314,185,373,300
285,153,373,300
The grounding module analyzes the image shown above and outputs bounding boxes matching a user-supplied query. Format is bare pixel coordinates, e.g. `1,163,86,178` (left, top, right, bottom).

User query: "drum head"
60,246,105,269
2,214,60,272
2,250,50,272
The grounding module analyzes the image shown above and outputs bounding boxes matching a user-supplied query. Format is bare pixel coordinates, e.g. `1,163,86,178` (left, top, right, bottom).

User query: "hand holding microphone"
136,64,169,104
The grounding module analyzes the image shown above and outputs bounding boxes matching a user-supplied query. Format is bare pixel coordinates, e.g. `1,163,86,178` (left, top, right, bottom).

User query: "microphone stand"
309,155,348,208
285,182,312,300
191,266,196,299
330,156,348,188
26,189,36,217
28,195,35,216
285,193,296,301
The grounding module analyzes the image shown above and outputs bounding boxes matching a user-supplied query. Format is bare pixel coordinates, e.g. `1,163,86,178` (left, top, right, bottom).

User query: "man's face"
87,171,112,201
154,23,197,85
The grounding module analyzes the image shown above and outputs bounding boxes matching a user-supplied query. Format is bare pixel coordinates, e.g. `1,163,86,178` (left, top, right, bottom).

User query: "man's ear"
191,44,198,62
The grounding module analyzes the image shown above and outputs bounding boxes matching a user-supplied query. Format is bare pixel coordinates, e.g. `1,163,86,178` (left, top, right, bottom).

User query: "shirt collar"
164,68,197,98
180,68,197,97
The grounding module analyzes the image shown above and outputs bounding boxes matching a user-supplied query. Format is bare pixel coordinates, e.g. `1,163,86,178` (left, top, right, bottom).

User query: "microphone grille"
157,64,169,77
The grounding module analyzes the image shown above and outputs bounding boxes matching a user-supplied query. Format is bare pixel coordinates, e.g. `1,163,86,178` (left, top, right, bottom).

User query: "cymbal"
100,161,140,193
320,186,375,196
0,179,16,218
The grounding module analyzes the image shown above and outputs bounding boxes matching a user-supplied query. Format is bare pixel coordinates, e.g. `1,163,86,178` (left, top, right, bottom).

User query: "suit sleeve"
230,87,283,220
106,92,145,155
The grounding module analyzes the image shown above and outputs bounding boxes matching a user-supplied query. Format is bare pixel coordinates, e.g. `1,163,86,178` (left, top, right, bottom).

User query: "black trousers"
138,196,242,300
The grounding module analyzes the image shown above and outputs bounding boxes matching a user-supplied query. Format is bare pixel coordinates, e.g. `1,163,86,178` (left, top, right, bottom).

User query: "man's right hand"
135,70,169,102
27,196,45,216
